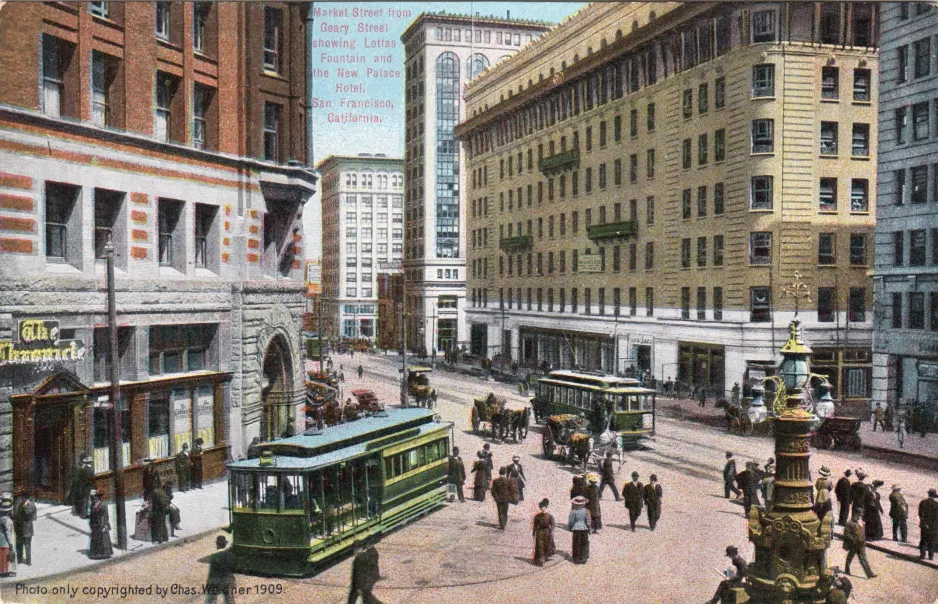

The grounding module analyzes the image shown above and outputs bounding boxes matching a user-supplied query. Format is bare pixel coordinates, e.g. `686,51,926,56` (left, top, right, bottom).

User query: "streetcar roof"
227,419,450,472
408,365,433,373
540,370,641,389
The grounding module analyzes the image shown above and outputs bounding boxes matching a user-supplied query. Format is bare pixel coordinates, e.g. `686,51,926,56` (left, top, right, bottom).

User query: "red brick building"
0,2,315,501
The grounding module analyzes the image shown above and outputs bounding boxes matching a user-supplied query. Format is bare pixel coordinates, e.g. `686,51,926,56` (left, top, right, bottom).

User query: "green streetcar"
532,370,656,444
227,408,453,576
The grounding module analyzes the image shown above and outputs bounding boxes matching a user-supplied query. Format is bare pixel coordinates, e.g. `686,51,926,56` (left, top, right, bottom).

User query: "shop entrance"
261,334,293,442
33,404,73,502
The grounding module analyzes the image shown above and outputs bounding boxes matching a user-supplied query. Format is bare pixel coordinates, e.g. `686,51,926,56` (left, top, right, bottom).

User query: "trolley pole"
105,241,127,550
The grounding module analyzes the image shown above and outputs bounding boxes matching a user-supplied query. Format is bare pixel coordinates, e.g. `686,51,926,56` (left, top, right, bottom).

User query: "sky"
303,1,587,261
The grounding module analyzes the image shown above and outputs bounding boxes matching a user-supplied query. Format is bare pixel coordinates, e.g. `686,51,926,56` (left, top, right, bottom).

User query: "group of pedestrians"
722,452,775,518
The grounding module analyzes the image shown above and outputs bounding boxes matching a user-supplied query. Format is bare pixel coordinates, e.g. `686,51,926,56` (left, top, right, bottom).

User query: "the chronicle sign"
0,319,87,365
578,254,602,273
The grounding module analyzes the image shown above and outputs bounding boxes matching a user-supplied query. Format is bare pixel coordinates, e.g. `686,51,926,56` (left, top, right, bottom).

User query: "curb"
1,524,228,587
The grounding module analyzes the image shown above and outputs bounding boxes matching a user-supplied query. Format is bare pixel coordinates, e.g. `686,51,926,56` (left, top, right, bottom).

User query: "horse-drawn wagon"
350,389,384,415
470,393,530,441
406,366,437,408
540,414,623,471
812,416,861,451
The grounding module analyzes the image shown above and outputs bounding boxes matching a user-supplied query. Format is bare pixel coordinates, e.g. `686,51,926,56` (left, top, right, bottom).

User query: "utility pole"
317,294,323,374
399,284,407,407
105,241,127,550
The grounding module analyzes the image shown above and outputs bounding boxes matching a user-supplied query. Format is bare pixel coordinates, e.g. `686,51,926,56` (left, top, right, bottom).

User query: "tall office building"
317,154,404,343
458,2,880,401
0,1,314,499
400,12,551,355
872,2,938,411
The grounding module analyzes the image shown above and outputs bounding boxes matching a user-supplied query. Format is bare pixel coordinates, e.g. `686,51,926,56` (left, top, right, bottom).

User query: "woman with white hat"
814,466,833,520
88,490,113,560
568,496,591,564
0,493,15,576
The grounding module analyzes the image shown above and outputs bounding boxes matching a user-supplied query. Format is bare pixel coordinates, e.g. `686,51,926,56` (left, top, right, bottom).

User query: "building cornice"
400,11,553,44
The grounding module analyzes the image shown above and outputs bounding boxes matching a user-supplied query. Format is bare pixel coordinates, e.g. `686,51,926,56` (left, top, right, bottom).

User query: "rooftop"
401,10,553,43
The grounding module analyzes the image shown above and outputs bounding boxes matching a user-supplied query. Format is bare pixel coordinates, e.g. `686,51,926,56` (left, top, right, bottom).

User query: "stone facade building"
872,2,938,412
317,154,404,344
457,2,879,401
401,13,551,355
0,2,314,501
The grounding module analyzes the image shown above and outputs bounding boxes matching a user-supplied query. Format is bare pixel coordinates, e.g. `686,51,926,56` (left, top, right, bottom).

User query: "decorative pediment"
29,370,90,397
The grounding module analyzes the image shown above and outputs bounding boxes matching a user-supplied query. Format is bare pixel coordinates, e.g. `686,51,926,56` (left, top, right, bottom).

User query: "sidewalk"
831,524,938,571
0,478,229,585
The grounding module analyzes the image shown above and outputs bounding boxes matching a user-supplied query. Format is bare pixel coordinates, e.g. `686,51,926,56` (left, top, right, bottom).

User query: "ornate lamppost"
745,319,834,603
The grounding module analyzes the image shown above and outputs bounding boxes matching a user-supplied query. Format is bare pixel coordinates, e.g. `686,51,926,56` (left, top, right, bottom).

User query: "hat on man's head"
818,466,831,478
649,474,658,482
453,447,460,454
631,471,640,478
216,535,228,548
892,484,901,491
928,488,938,498
844,469,852,477
512,455,520,462
872,479,885,488
856,469,867,479
725,546,739,556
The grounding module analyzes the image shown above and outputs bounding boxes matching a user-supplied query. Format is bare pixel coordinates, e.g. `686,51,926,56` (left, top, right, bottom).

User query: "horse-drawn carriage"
540,414,623,471
470,393,530,441
406,366,437,408
350,389,384,415
716,400,774,436
812,416,862,451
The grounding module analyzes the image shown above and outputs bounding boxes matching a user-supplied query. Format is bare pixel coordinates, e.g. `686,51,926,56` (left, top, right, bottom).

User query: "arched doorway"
260,334,293,442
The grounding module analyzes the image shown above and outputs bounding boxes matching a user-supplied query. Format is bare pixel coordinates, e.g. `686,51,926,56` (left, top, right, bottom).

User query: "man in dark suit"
849,469,871,520
919,488,938,560
707,546,747,604
190,439,204,490
834,470,853,526
13,489,35,565
347,540,382,604
723,452,740,499
598,451,620,501
843,510,876,578
447,447,466,503
643,474,663,530
490,467,515,530
205,536,237,604
622,471,644,531
174,443,190,492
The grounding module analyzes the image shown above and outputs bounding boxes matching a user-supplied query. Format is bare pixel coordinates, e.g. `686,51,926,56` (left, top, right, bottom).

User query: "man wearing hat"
835,470,853,526
919,488,938,560
567,496,591,564
598,451,620,501
205,536,237,603
12,489,35,566
347,538,381,604
722,452,740,499
643,474,663,531
843,509,875,578
813,466,833,520
175,443,190,492
888,484,909,543
0,494,14,576
622,471,644,531
490,467,515,530
190,438,205,490
447,447,466,503
849,469,871,520
72,454,94,519
706,545,747,604
584,475,601,533
508,455,526,503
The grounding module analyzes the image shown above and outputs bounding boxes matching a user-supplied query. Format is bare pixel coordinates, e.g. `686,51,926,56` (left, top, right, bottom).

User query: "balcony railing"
586,221,636,241
537,148,579,174
499,235,533,252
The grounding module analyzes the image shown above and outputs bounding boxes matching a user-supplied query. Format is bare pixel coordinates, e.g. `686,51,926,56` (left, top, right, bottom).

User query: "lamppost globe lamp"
748,384,767,423
815,380,835,419
779,355,810,391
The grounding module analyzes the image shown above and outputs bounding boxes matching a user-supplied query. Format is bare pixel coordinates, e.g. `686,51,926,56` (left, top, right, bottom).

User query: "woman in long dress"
471,453,488,501
532,498,556,566
813,466,833,520
568,496,591,564
864,480,885,541
88,490,113,559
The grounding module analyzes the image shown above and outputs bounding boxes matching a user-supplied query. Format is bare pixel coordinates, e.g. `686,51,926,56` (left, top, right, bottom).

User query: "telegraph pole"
317,294,324,374
399,284,407,407
105,241,127,550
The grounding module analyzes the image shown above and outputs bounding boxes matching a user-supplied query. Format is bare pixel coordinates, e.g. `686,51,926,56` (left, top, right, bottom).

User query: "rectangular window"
698,134,708,165
715,77,725,109
912,101,930,140
89,1,109,18
932,293,938,332
628,244,637,272
646,288,654,317
93,188,123,260
697,186,707,217
696,287,706,320
820,122,838,155
713,235,724,267
821,66,839,99
849,233,867,266
615,114,623,141
713,287,723,320
819,178,838,212
895,107,908,144
752,64,775,97
263,7,283,72
682,89,692,118
713,183,724,215
851,123,869,157
914,37,931,78
645,242,654,270
910,292,926,329
698,83,709,114
158,198,184,269
646,196,655,225
681,287,691,319
911,165,928,203
647,103,655,131
697,237,707,267
910,229,927,266
714,129,725,162
853,69,871,101
598,164,607,189
45,182,79,263
628,287,636,316
682,139,691,169
192,84,214,150
898,45,909,83
630,109,638,137
752,10,776,42
892,292,904,328
682,189,692,219
850,179,869,212
750,287,772,322
91,51,115,127
751,176,773,210
750,232,772,265
599,121,607,147
848,288,866,322
646,149,655,178
751,119,774,153
155,2,171,39
818,288,835,323
154,72,176,142
894,231,905,266
818,233,835,265
681,239,691,269
263,102,281,162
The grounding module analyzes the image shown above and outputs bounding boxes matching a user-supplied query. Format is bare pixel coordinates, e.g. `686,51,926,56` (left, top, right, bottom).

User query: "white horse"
586,430,624,469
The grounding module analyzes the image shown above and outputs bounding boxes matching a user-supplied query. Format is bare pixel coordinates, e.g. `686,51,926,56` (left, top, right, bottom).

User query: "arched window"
467,53,489,80
435,52,460,259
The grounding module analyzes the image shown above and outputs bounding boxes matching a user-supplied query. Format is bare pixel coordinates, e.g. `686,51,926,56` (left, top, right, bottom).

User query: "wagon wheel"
729,417,742,434
542,427,555,459
740,415,754,435
520,408,530,440
471,406,480,433
848,436,862,452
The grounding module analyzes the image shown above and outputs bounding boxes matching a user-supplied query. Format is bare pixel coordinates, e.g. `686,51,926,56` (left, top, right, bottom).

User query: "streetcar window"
416,446,426,466
282,474,305,513
256,473,279,511
232,471,253,510
641,394,653,410
308,470,325,538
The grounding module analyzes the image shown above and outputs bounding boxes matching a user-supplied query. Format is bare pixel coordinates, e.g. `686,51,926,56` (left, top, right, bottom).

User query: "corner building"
0,2,314,501
400,13,551,355
317,154,404,344
458,2,879,401
872,3,938,412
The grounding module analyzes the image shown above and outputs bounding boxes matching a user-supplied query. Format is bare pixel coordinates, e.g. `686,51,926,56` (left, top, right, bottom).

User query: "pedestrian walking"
205,536,237,604
531,498,556,567
622,471,644,531
813,466,833,520
490,467,515,530
643,474,663,531
598,451,620,501
12,489,35,566
897,418,907,449
72,454,94,519
165,483,181,537
347,540,383,604
568,496,591,564
849,469,871,520
585,475,601,533
0,494,15,576
357,364,364,379
339,370,345,383
706,546,747,604
843,510,876,578
88,490,113,560
864,480,884,541
738,462,762,518
508,456,526,503
174,443,190,492
570,475,587,500
723,452,740,499
150,480,170,544
190,438,204,490
470,453,488,502
447,447,466,503
762,458,776,505
919,488,938,560
888,484,908,543
835,470,853,526
480,443,494,481
698,388,707,408
871,403,886,432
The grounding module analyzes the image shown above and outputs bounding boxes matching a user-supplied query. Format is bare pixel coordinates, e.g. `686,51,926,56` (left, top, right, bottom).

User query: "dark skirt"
864,506,884,541
89,529,113,559
474,487,486,501
571,530,589,563
533,528,556,565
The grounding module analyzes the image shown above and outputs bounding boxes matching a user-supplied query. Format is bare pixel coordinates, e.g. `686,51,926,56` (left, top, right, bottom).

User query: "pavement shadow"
513,556,538,566
605,523,636,532
475,521,501,529
49,514,91,536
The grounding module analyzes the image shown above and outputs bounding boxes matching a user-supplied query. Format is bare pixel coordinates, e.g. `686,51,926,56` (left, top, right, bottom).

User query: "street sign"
578,254,602,273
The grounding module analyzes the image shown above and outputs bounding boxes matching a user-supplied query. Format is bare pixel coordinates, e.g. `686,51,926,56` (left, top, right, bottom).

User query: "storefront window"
147,396,171,459
91,406,130,473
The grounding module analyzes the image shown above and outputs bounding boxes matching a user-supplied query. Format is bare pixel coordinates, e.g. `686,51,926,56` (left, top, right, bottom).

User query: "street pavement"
3,353,937,603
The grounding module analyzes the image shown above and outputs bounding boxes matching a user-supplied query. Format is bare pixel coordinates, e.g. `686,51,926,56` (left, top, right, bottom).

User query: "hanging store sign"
578,254,602,273
918,362,938,381
0,319,87,365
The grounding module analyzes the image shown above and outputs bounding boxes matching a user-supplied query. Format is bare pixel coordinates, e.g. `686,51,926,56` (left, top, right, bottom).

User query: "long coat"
834,477,852,503
448,456,466,485
531,511,556,565
643,483,663,511
850,481,871,517
864,490,884,541
889,491,908,520
471,461,488,489
490,477,515,504
918,497,938,542
13,499,36,539
150,488,170,543
622,481,644,512
88,499,113,559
